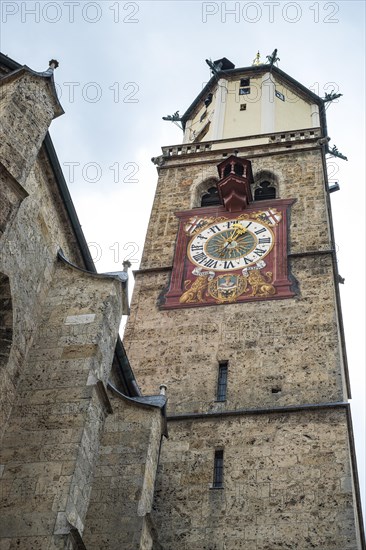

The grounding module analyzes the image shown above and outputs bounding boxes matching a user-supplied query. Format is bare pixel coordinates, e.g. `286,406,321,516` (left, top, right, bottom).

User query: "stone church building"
0,52,364,549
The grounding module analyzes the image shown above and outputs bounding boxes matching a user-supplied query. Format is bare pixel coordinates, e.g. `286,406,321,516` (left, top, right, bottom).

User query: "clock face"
188,219,274,271
161,202,295,310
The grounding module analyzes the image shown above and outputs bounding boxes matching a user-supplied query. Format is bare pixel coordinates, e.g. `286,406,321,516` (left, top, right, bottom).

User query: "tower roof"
181,62,326,134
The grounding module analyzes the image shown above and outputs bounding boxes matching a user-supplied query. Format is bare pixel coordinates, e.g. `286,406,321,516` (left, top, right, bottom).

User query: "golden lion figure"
247,270,276,297
179,277,208,303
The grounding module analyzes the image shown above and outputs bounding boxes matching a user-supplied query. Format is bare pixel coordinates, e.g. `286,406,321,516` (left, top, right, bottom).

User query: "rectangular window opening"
240,78,250,87
216,361,228,402
213,449,224,488
240,103,247,111
239,87,250,96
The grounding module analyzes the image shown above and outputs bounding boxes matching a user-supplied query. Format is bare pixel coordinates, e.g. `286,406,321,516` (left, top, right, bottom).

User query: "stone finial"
49,59,59,70
159,384,167,396
123,260,131,272
252,51,262,66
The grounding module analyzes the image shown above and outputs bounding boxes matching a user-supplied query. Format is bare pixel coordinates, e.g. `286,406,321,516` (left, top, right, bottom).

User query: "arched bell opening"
253,170,279,201
254,181,276,201
190,177,221,208
201,186,221,207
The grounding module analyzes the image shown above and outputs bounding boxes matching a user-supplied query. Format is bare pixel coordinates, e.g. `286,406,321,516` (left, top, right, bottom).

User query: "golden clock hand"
230,223,246,242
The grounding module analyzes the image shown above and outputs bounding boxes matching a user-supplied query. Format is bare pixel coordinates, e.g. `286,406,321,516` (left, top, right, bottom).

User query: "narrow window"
234,163,244,176
213,450,224,488
216,361,228,401
223,164,231,177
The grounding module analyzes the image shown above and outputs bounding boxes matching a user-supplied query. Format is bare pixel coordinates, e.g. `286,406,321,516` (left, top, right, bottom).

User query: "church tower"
123,55,365,549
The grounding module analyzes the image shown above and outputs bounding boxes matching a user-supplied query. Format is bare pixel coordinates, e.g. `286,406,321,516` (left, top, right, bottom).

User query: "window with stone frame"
216,361,228,401
213,449,224,488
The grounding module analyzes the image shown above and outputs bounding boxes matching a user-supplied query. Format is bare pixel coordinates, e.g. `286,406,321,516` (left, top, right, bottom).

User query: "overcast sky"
1,0,365,520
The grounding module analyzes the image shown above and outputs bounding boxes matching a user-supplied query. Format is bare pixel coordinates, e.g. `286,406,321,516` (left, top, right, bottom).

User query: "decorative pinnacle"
48,59,59,70
159,384,167,396
252,51,262,66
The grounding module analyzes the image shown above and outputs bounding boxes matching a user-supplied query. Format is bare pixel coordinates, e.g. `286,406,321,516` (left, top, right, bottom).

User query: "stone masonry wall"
83,394,164,550
154,408,359,550
124,252,343,413
0,261,123,549
0,153,86,439
140,147,331,271
0,165,28,238
123,139,362,548
124,144,344,411
0,67,82,438
0,72,59,186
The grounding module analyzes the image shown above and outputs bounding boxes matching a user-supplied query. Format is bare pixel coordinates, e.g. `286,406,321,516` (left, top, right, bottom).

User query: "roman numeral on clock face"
192,252,208,264
203,259,218,268
188,217,275,271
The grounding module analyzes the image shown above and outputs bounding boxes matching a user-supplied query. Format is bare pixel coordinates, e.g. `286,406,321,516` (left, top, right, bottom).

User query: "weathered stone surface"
0,71,60,185
0,148,89,438
123,138,363,548
1,55,363,550
0,262,124,546
139,149,331,271
152,409,359,549
124,254,343,413
0,56,163,550
0,165,27,240
83,393,164,549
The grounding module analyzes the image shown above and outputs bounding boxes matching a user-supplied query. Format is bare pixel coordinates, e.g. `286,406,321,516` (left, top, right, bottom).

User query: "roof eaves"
0,61,64,118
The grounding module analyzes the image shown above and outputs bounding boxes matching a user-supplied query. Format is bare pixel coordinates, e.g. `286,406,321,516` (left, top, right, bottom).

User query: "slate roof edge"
108,382,168,436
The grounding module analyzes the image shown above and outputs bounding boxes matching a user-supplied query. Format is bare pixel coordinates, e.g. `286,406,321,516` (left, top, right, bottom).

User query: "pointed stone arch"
190,177,220,208
252,170,279,201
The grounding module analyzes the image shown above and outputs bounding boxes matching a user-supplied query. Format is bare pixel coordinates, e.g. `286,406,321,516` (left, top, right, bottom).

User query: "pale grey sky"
1,0,365,519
